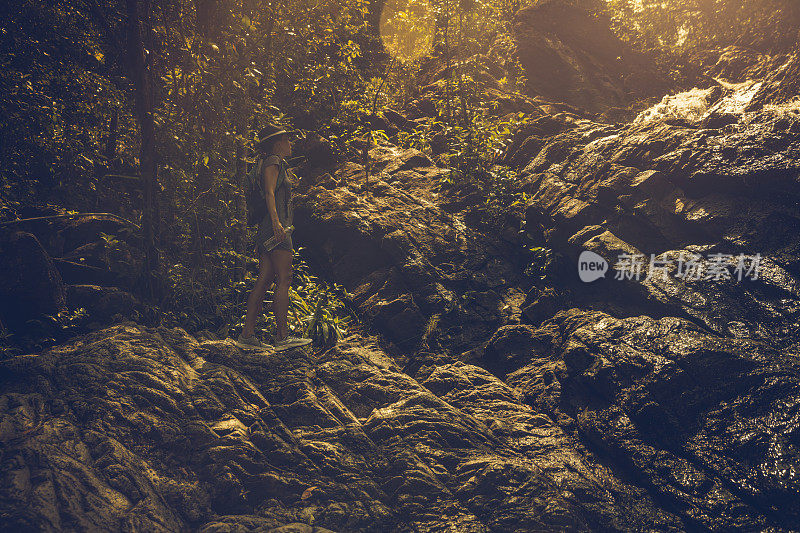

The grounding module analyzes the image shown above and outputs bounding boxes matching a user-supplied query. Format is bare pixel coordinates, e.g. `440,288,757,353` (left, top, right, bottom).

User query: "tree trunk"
126,0,160,300
234,136,248,281
104,106,118,162
193,0,219,265
194,0,216,40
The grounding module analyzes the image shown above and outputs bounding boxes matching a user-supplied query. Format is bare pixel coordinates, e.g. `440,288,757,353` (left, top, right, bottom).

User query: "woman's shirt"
261,154,293,228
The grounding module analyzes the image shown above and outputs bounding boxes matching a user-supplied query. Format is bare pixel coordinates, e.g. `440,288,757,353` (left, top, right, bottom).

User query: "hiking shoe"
274,335,313,351
235,334,273,351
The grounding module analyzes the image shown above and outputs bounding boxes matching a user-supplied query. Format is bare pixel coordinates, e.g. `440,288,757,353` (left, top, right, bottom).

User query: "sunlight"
633,87,715,125
379,0,436,61
633,80,765,125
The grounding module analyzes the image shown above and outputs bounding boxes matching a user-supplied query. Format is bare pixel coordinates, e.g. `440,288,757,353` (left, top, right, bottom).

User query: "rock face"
508,308,800,531
0,231,66,329
2,213,142,290
65,285,140,322
0,214,142,331
0,324,688,531
292,148,531,360
512,0,671,116
509,52,800,347
2,308,796,531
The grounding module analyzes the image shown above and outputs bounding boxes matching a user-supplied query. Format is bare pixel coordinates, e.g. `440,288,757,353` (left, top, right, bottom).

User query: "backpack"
245,155,287,226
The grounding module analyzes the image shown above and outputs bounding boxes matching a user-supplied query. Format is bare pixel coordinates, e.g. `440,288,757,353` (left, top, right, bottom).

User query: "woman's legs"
242,250,275,338
269,248,293,341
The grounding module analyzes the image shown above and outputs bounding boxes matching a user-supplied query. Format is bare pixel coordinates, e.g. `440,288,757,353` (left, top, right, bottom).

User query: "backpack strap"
262,154,286,192
251,157,265,195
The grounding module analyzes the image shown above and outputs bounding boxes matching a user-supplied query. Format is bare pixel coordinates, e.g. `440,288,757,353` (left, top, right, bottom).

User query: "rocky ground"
3,5,800,532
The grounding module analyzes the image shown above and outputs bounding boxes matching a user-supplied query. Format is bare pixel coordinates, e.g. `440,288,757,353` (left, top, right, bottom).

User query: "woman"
236,125,312,352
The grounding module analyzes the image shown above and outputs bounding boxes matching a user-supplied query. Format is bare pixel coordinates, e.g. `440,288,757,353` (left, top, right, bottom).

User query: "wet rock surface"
509,52,800,349
509,308,800,531
511,0,671,117
1,323,694,532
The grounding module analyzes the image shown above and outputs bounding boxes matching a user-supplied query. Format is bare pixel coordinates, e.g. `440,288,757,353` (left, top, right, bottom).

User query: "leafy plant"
484,166,523,219
524,246,563,284
396,123,434,154
301,293,350,347
290,248,355,346
160,244,358,346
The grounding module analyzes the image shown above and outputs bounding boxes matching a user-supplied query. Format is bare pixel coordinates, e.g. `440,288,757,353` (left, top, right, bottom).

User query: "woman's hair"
259,133,288,155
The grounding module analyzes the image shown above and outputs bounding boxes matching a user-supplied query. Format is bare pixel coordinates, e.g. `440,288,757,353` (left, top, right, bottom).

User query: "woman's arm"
262,162,286,240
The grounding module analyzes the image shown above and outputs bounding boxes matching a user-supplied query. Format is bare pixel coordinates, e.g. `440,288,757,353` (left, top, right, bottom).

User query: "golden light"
379,0,436,61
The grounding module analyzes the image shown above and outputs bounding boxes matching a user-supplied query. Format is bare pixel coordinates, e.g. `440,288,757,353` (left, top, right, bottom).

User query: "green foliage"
395,111,530,220
606,0,800,84
99,231,140,280
160,245,357,344
484,166,524,219
291,250,354,345
396,126,432,154
524,246,560,283
0,307,92,358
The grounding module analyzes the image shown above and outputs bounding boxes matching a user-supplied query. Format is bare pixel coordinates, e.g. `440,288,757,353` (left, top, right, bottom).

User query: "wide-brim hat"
255,125,297,152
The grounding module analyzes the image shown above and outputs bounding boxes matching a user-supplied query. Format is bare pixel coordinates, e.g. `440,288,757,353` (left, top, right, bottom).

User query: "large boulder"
0,231,66,329
2,214,141,289
481,324,549,376
704,45,780,83
512,0,672,116
291,147,529,357
7,214,133,258
508,308,800,530
508,52,800,348
66,285,139,322
0,323,689,531
292,132,339,180
746,50,800,112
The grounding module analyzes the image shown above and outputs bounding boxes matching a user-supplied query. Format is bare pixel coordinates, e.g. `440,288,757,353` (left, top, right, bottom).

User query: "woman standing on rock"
236,125,312,352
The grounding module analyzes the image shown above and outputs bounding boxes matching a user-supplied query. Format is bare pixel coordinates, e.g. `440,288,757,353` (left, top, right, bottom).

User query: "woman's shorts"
256,220,293,255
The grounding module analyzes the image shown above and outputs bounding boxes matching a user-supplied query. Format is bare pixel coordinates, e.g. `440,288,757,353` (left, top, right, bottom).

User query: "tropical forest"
1,0,800,530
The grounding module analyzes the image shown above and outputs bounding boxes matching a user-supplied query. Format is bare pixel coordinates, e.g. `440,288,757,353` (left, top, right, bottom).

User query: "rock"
4,213,134,259
429,131,448,155
481,324,548,376
57,215,130,256
0,231,66,329
2,214,142,290
365,113,399,137
405,98,437,119
512,0,671,115
0,324,691,531
293,132,339,175
367,143,435,176
292,149,527,356
55,240,139,289
382,108,415,132
508,308,800,530
52,257,123,287
507,51,800,347
521,286,563,325
66,285,139,321
705,45,774,82
745,51,800,112
270,524,337,533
